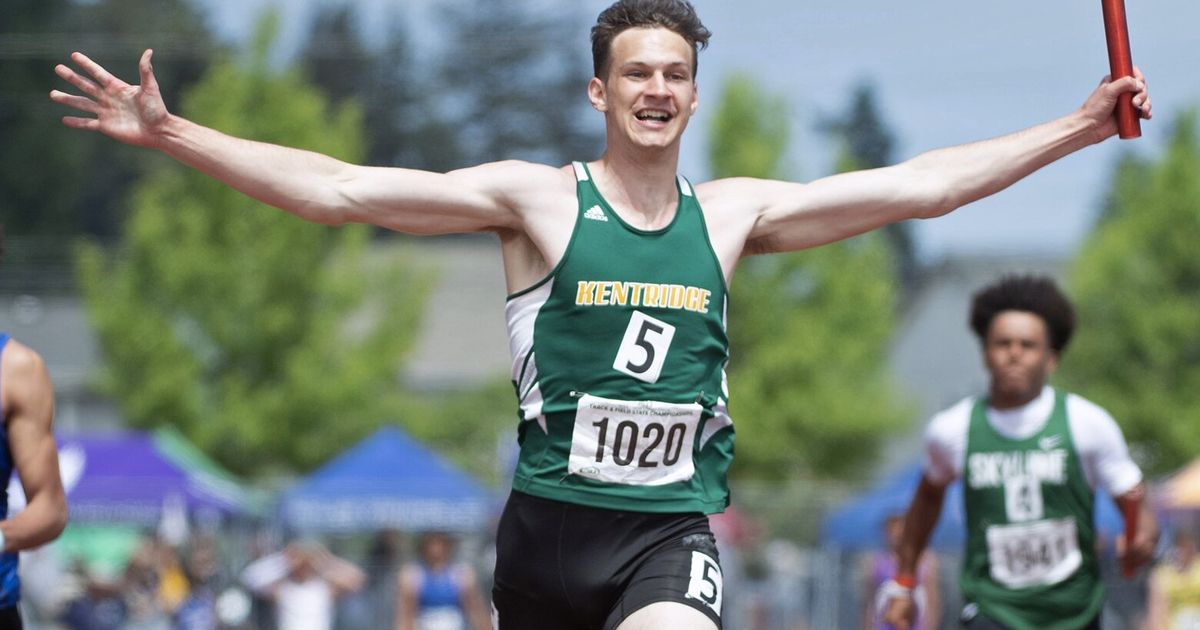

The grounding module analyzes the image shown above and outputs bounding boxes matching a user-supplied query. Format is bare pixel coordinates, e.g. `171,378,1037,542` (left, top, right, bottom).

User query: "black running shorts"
492,490,723,630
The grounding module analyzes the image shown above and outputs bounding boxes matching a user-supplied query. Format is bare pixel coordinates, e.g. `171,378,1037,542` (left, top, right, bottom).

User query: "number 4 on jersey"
613,310,676,383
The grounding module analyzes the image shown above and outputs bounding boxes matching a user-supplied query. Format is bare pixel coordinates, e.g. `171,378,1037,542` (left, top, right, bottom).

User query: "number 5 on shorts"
613,311,676,383
685,551,723,615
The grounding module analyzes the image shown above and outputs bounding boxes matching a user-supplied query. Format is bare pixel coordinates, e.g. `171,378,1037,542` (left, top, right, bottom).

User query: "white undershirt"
923,386,1142,496
274,578,335,630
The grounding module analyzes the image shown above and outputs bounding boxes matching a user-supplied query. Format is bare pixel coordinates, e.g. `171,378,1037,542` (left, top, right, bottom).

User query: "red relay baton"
1100,0,1140,139
1121,497,1138,577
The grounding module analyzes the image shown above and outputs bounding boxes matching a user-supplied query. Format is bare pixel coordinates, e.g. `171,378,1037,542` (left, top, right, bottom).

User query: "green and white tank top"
504,162,734,514
960,388,1102,630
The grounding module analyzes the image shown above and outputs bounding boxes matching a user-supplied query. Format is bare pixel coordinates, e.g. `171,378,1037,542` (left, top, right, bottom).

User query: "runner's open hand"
51,49,169,148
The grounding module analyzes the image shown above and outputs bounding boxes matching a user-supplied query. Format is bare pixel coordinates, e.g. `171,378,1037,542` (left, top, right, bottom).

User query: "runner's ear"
588,77,608,113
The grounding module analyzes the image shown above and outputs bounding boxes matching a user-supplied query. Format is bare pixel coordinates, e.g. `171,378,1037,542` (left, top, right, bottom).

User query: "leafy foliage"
3,0,217,238
431,0,603,165
709,73,911,480
1062,111,1200,475
708,74,790,180
75,22,430,475
820,82,918,296
300,6,464,171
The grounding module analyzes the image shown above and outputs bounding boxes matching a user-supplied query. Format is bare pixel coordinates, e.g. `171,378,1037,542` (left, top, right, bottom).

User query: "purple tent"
9,431,246,526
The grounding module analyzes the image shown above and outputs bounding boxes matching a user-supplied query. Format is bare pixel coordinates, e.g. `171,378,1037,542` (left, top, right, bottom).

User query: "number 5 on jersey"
613,310,676,383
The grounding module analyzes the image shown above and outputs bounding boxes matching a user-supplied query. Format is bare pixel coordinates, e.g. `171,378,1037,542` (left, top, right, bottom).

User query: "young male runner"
882,276,1158,630
51,1,1152,627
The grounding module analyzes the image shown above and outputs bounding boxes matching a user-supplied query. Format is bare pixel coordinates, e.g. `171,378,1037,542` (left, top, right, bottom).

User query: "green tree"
300,6,463,171
1062,110,1200,476
400,376,518,487
75,19,430,476
710,73,910,480
433,0,603,165
820,82,919,296
708,74,790,179
298,7,518,482
2,0,217,238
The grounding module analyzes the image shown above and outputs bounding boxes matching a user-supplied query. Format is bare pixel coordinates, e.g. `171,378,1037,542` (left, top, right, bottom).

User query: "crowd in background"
7,514,1199,630
16,527,490,630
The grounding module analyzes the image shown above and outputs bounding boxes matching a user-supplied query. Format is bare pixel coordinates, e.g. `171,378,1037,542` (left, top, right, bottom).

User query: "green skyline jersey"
504,162,734,514
960,389,1102,630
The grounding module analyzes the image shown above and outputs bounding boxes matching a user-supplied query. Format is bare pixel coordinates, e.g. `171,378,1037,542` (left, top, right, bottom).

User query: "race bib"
568,394,701,486
986,517,1081,588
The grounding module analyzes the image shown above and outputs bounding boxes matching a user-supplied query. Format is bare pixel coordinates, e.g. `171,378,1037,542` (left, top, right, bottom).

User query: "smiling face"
588,27,698,152
983,310,1059,409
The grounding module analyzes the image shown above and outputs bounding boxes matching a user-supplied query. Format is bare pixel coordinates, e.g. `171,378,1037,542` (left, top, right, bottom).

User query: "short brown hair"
591,0,711,79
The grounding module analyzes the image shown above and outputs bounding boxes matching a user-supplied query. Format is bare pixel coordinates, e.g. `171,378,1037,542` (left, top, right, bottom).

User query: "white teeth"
637,111,671,121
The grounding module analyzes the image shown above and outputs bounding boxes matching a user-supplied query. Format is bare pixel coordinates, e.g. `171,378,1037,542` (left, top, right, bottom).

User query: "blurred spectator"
367,530,404,584
175,537,221,630
121,537,174,629
19,543,70,625
1144,529,1200,630
243,530,280,630
709,504,761,627
60,560,127,630
396,532,490,630
345,529,405,630
862,514,940,630
241,540,365,630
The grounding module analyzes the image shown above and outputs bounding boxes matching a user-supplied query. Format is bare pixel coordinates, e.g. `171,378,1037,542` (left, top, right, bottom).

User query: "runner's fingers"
138,49,157,89
69,51,117,87
1137,94,1152,118
61,116,99,131
49,90,98,114
54,64,101,99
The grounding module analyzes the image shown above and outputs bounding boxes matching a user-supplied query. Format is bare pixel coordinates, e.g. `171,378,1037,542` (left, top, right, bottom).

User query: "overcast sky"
198,0,1200,261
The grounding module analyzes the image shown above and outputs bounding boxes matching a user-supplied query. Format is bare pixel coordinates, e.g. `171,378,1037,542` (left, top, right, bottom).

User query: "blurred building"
0,236,122,431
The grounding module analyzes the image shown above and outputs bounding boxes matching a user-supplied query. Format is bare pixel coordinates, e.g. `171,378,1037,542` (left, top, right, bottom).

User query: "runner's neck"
588,157,680,230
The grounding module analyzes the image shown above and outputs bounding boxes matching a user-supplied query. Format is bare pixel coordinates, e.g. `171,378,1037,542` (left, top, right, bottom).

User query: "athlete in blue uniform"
51,1,1152,627
0,233,69,627
396,532,489,630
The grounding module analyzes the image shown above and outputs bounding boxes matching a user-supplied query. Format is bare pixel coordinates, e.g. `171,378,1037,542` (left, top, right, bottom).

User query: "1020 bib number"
569,394,701,486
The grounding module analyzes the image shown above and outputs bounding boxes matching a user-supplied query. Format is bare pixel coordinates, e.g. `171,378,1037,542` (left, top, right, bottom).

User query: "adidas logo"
583,205,608,222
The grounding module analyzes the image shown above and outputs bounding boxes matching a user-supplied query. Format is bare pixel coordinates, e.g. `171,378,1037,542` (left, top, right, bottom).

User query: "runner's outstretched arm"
50,49,560,236
702,70,1152,257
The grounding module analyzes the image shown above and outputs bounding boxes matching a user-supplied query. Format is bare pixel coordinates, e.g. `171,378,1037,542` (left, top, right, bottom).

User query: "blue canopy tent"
279,426,496,533
821,461,965,552
821,459,1127,551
